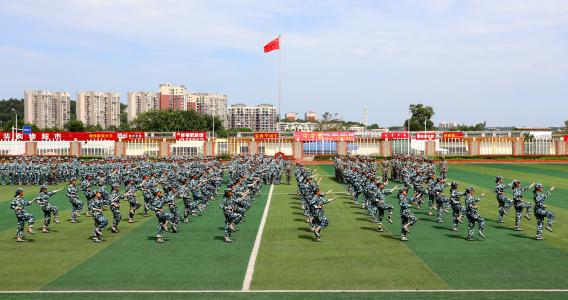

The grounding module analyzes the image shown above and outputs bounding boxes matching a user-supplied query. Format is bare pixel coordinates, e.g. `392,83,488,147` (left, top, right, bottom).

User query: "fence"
480,138,513,155
437,139,469,156
37,141,70,156
0,141,25,156
170,141,205,157
524,139,556,155
125,141,160,156
1,138,567,158
348,138,381,156
81,140,115,157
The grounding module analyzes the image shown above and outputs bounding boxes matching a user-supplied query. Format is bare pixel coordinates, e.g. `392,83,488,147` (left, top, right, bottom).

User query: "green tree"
64,120,84,132
132,109,224,133
70,100,77,120
403,104,435,131
564,120,568,132
455,121,486,131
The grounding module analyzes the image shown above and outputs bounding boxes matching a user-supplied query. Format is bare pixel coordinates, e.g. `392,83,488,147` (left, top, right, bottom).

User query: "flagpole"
278,34,282,152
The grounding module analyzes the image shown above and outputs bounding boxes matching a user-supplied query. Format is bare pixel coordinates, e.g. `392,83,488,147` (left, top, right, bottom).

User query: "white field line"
242,184,275,291
2,289,568,293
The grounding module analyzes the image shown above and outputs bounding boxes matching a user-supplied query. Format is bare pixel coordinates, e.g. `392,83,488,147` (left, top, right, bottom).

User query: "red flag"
263,37,280,53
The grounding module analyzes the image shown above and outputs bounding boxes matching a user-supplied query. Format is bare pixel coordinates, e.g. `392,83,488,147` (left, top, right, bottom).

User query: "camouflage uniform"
10,191,35,241
533,184,554,240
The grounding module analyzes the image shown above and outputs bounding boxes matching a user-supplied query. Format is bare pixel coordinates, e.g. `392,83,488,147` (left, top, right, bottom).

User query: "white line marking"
242,184,274,291
2,289,568,293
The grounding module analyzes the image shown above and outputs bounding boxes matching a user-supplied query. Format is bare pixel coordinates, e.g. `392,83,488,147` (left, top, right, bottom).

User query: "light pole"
407,109,411,154
11,108,17,141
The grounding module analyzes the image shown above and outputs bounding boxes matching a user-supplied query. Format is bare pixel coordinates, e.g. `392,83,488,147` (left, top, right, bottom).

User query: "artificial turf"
1,163,568,298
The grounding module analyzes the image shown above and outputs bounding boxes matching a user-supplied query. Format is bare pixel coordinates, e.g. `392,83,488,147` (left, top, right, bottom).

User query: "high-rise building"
305,111,318,122
77,91,121,129
189,92,228,126
228,103,278,131
127,92,159,122
158,83,193,111
256,104,278,131
24,91,70,129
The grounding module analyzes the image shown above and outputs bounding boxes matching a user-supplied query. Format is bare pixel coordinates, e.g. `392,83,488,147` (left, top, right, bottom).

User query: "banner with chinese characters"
380,132,409,140
442,131,464,140
293,132,355,142
117,131,145,141
254,132,279,140
0,131,117,141
175,131,207,141
414,131,437,140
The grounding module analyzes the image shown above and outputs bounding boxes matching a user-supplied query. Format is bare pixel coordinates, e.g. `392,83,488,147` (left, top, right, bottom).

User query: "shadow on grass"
292,212,304,216
444,233,466,240
379,234,400,241
507,233,535,240
297,227,312,232
298,234,315,241
213,236,226,241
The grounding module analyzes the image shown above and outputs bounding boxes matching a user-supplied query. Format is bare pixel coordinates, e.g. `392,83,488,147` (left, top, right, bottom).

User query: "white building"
228,103,278,131
277,122,317,132
77,91,121,129
189,92,228,126
127,92,159,122
24,90,70,129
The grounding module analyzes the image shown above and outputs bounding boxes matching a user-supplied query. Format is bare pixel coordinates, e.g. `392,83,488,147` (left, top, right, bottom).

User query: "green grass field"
1,163,568,299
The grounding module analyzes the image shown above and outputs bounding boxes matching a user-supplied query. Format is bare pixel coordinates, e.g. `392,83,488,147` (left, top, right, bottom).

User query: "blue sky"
1,0,567,127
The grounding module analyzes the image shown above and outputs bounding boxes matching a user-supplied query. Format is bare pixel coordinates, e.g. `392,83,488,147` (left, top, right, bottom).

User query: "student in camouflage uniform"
381,159,390,182
512,180,534,231
109,184,122,233
124,179,140,223
310,189,335,241
464,186,486,241
434,178,449,223
164,186,181,233
150,189,172,243
494,176,513,223
374,181,396,232
399,187,417,241
9,188,36,242
90,191,109,243
533,183,555,240
439,158,448,179
449,182,466,231
36,185,62,233
66,178,84,223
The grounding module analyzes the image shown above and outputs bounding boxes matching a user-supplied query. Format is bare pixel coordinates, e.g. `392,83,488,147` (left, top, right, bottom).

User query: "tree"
132,109,224,133
65,120,84,132
455,121,486,131
564,120,568,132
403,104,435,131
70,100,77,120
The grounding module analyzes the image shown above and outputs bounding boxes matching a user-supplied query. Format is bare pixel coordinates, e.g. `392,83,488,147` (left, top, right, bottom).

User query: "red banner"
254,132,279,140
563,135,568,141
443,131,464,140
381,132,409,140
0,131,117,141
117,131,145,141
415,131,437,140
293,132,355,142
175,131,207,141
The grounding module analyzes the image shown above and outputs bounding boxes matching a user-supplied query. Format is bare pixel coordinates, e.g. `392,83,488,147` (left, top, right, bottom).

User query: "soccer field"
1,163,568,300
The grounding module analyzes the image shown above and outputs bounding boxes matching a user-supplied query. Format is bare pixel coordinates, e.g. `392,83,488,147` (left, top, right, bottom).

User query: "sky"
0,0,567,127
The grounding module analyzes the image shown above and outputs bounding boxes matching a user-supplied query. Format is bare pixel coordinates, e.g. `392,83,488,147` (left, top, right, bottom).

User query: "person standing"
10,188,36,242
533,183,555,240
464,186,485,241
